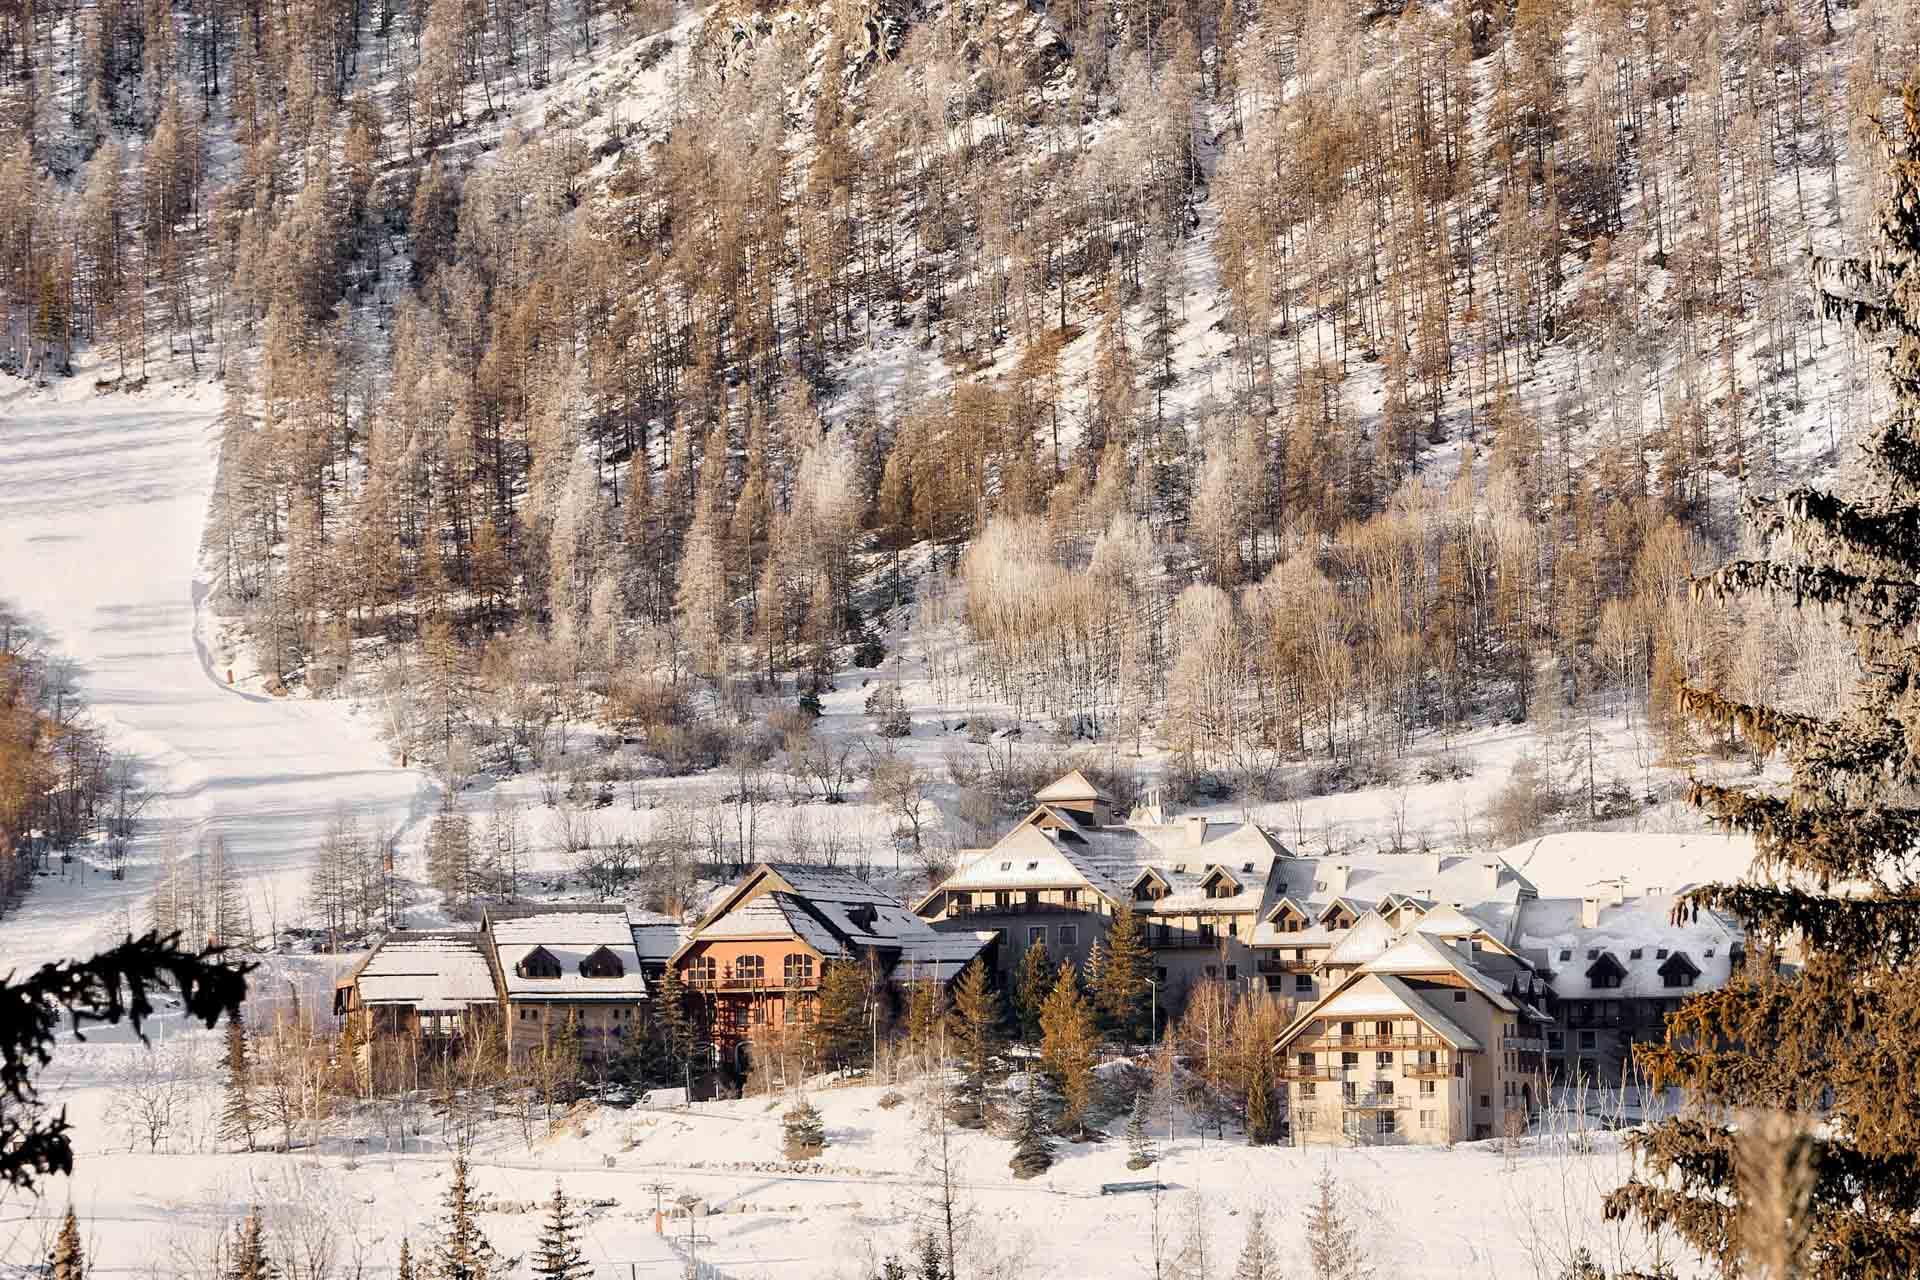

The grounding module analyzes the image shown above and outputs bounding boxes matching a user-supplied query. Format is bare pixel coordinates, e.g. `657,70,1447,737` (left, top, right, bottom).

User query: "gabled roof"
1273,972,1484,1054
1264,895,1310,923
1034,770,1111,804
1658,950,1701,979
347,931,497,1011
487,905,648,1001
1131,866,1172,893
1366,932,1522,1013
677,863,994,979
1585,950,1628,981
1318,896,1369,923
1324,910,1396,966
1199,864,1243,892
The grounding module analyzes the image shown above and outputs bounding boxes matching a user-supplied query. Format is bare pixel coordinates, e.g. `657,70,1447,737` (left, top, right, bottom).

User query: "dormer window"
579,946,625,978
517,946,562,980
1241,862,1254,873
1629,948,1643,960
1026,861,1039,870
1000,861,1012,871
1586,952,1627,990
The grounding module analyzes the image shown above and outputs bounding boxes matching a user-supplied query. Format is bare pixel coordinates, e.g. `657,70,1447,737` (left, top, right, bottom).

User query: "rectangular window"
1204,964,1218,979
1059,925,1079,948
1341,1052,1359,1069
1375,1111,1396,1135
1063,889,1079,905
1299,1082,1317,1099
1226,965,1238,981
1479,1095,1491,1110
1547,1031,1564,1052
995,891,1011,908
1299,1110,1317,1131
1453,991,1467,1003
1295,974,1312,993
1419,1079,1435,1096
1578,1030,1597,1051
1028,926,1046,947
1419,1109,1437,1128
1375,1051,1393,1070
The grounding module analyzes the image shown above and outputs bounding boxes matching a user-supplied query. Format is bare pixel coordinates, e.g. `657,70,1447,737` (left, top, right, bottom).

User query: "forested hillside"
1,0,1908,851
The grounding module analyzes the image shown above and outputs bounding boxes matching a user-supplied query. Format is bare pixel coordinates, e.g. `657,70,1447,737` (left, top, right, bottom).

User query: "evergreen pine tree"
429,1151,504,1280
914,1228,944,1280
1125,1087,1157,1170
781,1099,826,1160
810,960,869,1074
1303,1170,1371,1280
229,1208,275,1280
948,959,999,1130
1232,1207,1280,1280
1007,1082,1053,1180
531,1184,591,1280
397,1239,415,1280
219,1010,258,1151
49,1207,84,1280
1038,965,1096,1140
1010,940,1054,1044
1095,906,1149,1040
654,967,696,1096
1605,84,1920,1280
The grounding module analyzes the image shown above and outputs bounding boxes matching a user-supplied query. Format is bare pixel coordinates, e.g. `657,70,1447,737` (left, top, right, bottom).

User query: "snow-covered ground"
0,374,435,979
4,1066,1697,1280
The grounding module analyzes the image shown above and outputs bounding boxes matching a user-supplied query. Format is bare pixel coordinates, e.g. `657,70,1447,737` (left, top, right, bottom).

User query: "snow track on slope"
0,384,433,975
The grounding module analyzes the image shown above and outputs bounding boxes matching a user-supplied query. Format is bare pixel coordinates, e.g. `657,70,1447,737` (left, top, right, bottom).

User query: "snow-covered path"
0,385,432,973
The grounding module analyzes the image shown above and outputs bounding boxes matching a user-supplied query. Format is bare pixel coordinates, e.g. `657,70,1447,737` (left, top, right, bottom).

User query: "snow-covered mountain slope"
0,377,436,974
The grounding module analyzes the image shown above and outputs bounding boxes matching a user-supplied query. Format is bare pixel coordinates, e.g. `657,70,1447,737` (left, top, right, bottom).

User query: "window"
1299,1082,1317,1099
690,956,717,986
1226,965,1238,981
952,892,971,912
1295,974,1312,993
1298,1052,1316,1069
999,862,1011,871
1340,1021,1356,1036
736,955,765,983
1284,919,1299,933
1063,889,1079,905
784,953,815,986
1299,1109,1317,1131
750,1001,765,1025
1453,991,1467,1003
1342,1081,1358,1104
1578,1058,1597,1082
995,891,1011,908
1204,964,1218,978
1419,1109,1437,1129
1479,1095,1491,1110
1578,1031,1597,1051
1155,966,1168,982
1026,890,1040,906
1547,1031,1564,1052
1419,1079,1436,1096
1375,1111,1396,1135
1028,926,1046,947
1242,862,1254,873
1228,920,1238,938
519,1007,536,1021
1060,925,1079,948
1374,1020,1392,1038
1341,1052,1359,1069
1629,947,1643,960
1558,949,1572,961
1376,1051,1393,1070
1664,969,1696,989
1026,861,1039,871
1656,947,1669,959
1587,948,1599,959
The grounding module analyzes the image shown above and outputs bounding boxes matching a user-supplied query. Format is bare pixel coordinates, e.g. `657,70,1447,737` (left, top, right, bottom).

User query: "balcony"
1503,1033,1546,1052
1311,1033,1449,1050
1278,1063,1342,1082
1152,932,1226,950
1256,956,1318,974
1403,1057,1456,1078
686,975,818,992
948,900,1098,918
1341,1089,1401,1110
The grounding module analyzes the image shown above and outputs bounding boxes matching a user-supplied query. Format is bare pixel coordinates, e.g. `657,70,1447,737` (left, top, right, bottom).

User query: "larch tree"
1038,965,1096,1140
428,1151,503,1280
1604,82,1920,1280
230,1208,275,1280
49,1207,84,1280
1232,1207,1280,1280
1303,1170,1371,1280
948,959,999,1129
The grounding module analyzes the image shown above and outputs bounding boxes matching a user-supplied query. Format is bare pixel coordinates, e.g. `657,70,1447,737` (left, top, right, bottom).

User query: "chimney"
1324,863,1351,896
1185,815,1207,847
1478,860,1502,895
1606,880,1626,907
1581,897,1601,929
1420,851,1443,877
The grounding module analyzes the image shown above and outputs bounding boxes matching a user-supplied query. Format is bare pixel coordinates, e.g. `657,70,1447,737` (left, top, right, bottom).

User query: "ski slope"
0,378,433,977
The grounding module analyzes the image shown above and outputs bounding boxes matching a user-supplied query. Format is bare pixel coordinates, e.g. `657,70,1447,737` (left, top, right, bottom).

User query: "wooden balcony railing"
1402,1058,1456,1078
1308,1033,1449,1050
948,901,1097,917
686,975,819,992
1256,957,1318,974
1503,1033,1546,1052
1278,1063,1342,1082
1341,1090,1400,1109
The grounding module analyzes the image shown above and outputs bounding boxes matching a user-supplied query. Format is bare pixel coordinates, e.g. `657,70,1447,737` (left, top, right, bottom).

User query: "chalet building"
483,904,651,1062
912,772,1291,1001
1513,878,1746,1086
1273,930,1554,1145
332,930,500,1045
673,863,996,1073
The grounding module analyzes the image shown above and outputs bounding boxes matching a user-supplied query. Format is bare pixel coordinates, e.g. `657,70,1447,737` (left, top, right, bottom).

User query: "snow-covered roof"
1324,910,1397,966
485,906,649,1001
1516,890,1744,1000
1276,972,1484,1053
1497,832,1757,900
629,920,688,964
1033,770,1110,803
352,932,497,1008
681,865,994,980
